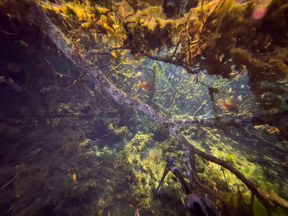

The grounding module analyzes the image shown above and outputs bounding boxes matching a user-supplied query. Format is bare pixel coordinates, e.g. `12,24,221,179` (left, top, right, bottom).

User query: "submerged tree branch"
142,51,198,74
176,132,288,210
39,11,167,122
41,6,267,128
166,111,288,129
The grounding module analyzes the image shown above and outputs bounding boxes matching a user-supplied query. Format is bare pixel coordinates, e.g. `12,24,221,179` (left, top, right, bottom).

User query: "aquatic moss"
108,122,129,137
123,133,184,210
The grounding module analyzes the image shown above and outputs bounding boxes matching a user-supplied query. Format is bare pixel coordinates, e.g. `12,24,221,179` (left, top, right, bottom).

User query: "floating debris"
137,81,154,92
267,127,280,135
134,71,143,78
216,97,239,112
18,40,29,47
237,95,243,101
72,173,77,183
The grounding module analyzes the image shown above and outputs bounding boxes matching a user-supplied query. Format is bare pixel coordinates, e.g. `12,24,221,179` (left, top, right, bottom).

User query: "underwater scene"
0,0,287,215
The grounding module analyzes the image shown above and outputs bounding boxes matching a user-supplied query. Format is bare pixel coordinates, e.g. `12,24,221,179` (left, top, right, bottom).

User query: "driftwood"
9,0,287,210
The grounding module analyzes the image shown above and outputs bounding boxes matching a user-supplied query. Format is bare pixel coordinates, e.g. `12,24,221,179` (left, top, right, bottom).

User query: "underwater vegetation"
0,0,287,215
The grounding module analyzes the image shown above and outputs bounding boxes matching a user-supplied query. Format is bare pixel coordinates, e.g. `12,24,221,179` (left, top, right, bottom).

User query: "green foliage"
108,122,129,137
123,132,185,212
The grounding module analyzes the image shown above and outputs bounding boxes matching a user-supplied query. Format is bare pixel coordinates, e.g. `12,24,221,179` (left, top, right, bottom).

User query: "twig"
68,72,88,88
143,51,197,74
193,101,206,117
0,29,17,36
0,176,16,190
44,57,65,80
170,89,180,109
171,40,181,60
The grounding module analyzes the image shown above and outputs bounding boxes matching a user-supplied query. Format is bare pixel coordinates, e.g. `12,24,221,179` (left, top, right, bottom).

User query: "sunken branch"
176,133,288,210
